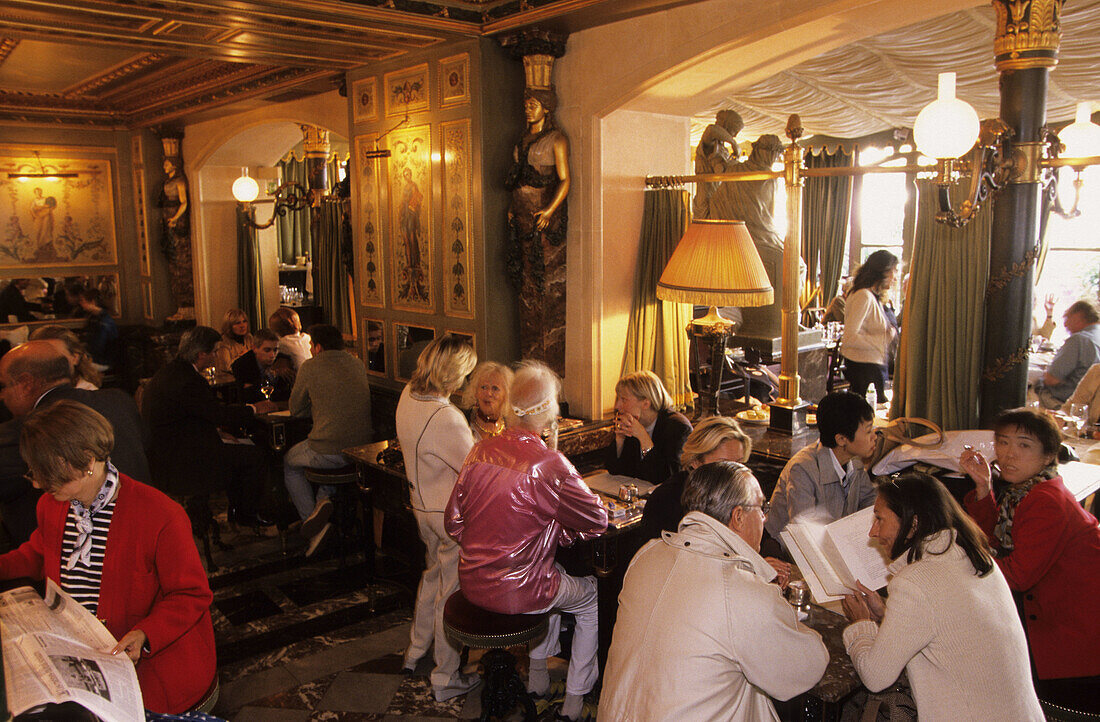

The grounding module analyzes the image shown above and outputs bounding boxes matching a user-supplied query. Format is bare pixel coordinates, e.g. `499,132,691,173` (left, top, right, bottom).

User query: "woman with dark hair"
0,401,216,714
960,407,1100,713
841,472,1043,720
840,249,898,404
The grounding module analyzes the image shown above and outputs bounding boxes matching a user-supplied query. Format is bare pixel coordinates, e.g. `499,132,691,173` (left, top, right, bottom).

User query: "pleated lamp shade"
656,219,774,308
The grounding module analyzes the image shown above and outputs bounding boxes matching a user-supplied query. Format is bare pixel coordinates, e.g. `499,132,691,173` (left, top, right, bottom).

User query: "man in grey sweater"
284,324,373,555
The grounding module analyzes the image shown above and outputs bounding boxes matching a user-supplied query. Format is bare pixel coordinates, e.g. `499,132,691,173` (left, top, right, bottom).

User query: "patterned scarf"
992,465,1058,555
65,462,119,571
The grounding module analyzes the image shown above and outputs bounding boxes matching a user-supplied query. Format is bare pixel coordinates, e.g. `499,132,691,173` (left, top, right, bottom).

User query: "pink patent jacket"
445,428,609,614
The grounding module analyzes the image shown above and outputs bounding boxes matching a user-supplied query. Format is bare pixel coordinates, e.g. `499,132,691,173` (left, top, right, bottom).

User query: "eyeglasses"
741,501,771,515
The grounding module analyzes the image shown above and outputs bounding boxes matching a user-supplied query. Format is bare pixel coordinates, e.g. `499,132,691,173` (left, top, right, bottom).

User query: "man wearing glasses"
601,461,827,720
764,391,878,553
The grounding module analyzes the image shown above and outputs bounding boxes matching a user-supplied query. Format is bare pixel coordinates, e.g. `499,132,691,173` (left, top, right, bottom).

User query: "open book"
0,579,144,721
780,506,891,604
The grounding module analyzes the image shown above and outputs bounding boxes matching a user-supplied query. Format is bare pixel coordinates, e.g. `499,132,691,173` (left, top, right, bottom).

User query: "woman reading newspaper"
839,472,1043,721
0,401,216,714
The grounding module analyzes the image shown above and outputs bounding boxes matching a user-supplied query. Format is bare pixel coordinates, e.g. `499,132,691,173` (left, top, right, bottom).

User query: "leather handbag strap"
879,417,944,448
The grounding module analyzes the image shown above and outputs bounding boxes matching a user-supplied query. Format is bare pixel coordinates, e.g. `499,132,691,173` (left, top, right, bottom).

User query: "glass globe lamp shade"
1060,102,1100,159
232,171,259,203
913,72,980,160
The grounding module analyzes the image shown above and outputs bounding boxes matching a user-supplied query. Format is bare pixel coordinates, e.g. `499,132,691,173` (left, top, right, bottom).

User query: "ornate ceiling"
0,0,695,128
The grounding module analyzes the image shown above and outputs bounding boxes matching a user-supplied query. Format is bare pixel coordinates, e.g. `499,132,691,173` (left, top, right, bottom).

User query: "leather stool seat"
443,590,549,721
304,465,365,565
304,464,359,484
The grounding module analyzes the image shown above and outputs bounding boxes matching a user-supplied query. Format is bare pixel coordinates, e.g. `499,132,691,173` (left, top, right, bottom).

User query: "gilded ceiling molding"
65,54,167,97
0,38,18,65
992,0,1064,71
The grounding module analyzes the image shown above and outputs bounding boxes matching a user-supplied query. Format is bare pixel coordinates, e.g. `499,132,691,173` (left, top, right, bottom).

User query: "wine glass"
204,366,217,385
1069,403,1089,437
259,380,274,401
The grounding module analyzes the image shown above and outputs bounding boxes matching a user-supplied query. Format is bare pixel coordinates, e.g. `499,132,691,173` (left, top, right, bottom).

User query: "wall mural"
0,151,117,269
442,119,473,318
387,124,433,312
440,54,470,108
354,133,385,307
384,64,429,118
351,76,379,123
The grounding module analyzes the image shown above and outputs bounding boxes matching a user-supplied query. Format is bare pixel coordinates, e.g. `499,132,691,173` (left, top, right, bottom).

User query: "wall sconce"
6,150,79,181
914,72,1100,227
232,167,309,230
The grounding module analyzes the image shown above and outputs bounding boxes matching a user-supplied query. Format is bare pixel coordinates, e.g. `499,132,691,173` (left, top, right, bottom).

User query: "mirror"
0,274,119,325
363,319,385,375
395,323,435,380
448,331,474,350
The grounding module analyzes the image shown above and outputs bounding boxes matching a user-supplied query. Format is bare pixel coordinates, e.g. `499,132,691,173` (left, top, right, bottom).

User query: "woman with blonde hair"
462,361,513,441
640,415,751,539
603,369,692,484
213,307,253,372
28,324,102,389
395,334,481,701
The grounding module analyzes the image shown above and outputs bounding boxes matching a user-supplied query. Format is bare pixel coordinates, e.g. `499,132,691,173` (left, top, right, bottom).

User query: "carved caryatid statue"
502,30,570,377
157,135,195,320
692,109,743,219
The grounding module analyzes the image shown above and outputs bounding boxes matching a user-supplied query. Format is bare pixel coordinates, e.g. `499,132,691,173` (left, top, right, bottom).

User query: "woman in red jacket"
959,407,1100,713
0,400,216,714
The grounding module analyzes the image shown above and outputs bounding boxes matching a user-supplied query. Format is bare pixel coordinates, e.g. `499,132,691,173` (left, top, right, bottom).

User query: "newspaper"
1,579,144,720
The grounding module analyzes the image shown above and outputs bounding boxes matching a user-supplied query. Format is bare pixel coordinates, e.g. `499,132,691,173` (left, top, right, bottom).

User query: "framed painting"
386,124,433,313
394,322,435,381
384,63,429,117
439,54,470,108
351,76,379,123
362,318,386,377
442,119,473,318
0,148,118,268
354,133,385,307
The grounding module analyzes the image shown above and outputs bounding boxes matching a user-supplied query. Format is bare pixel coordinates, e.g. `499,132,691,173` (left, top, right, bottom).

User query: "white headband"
512,397,553,418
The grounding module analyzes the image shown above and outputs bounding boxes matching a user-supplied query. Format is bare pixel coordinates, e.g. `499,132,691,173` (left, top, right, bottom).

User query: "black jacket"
142,358,256,496
603,408,692,485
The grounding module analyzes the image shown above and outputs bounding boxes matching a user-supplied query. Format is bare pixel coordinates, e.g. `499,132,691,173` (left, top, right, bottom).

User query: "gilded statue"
157,155,195,317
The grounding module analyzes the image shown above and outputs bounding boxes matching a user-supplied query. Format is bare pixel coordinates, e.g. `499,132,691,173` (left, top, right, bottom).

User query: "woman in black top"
603,370,692,485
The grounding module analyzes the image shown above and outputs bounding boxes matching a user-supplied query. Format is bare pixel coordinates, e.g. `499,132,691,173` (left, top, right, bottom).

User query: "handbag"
866,417,944,476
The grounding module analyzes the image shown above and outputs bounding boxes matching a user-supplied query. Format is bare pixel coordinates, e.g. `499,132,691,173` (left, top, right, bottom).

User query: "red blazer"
0,475,216,713
965,477,1100,680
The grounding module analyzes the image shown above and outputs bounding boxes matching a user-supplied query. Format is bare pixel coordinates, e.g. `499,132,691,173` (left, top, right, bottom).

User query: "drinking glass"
260,380,274,400
204,366,217,385
1069,403,1090,437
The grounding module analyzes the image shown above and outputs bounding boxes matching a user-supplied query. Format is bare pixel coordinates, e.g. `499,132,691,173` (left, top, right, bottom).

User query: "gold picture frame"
439,54,470,108
442,119,474,318
351,76,379,123
387,124,433,313
354,133,385,308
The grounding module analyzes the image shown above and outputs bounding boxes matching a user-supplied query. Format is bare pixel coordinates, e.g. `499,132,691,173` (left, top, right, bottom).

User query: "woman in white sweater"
840,249,898,404
841,472,1043,722
395,334,479,702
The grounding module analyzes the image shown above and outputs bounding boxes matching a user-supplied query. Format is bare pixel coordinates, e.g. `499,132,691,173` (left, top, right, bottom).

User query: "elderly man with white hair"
600,461,828,721
445,361,608,722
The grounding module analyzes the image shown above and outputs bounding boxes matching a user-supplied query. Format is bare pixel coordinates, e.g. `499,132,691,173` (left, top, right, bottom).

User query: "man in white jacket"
600,461,828,721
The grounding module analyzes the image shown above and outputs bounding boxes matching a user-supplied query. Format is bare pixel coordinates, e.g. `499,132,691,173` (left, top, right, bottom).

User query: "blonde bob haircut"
461,361,514,410
409,334,476,396
21,400,114,491
220,308,249,337
681,416,752,469
505,361,560,433
615,370,673,412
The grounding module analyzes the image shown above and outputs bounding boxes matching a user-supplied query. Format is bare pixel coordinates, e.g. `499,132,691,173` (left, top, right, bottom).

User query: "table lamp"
657,219,773,417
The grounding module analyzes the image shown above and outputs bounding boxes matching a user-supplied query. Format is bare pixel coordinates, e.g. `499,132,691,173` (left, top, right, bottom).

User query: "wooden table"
253,408,310,453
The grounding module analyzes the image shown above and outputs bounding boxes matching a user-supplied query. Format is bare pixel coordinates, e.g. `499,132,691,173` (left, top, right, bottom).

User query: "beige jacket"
841,288,895,365
599,512,828,721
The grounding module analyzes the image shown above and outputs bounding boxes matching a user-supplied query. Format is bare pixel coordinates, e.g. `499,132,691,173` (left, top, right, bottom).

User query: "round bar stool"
304,465,366,564
443,589,549,722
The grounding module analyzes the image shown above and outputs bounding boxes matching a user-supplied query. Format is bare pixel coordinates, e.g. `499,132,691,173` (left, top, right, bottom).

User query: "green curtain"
802,149,853,303
276,158,310,263
892,179,991,430
236,207,266,331
313,197,352,335
621,189,693,409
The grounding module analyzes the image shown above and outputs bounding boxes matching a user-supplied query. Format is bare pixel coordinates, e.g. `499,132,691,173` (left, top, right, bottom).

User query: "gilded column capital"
299,124,330,158
992,0,1064,72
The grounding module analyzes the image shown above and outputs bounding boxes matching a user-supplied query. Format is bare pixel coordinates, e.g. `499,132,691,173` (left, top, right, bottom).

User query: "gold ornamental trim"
299,124,331,157
992,0,1064,72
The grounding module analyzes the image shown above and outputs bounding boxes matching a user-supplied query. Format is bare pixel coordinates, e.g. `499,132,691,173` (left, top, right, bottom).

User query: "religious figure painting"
384,64,429,117
440,54,470,108
387,125,433,312
354,133,385,307
352,77,379,123
442,119,473,318
0,151,117,268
